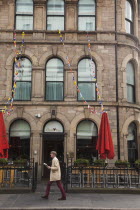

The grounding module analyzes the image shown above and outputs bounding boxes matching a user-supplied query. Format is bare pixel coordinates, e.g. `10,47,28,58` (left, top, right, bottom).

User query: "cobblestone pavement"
0,183,140,210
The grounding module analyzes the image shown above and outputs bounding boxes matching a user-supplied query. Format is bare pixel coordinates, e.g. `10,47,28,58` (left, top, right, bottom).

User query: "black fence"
0,159,38,192
63,163,140,190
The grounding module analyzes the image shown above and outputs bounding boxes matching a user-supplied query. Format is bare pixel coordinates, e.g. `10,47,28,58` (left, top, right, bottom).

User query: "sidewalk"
0,183,140,210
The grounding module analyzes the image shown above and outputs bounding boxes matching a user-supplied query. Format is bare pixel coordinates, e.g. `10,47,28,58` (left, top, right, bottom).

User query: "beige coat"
50,157,61,181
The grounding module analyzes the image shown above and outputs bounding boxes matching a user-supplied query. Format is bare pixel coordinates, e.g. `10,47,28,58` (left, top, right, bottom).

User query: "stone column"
65,0,78,31
32,67,44,101
34,0,46,30
7,0,15,29
65,66,77,101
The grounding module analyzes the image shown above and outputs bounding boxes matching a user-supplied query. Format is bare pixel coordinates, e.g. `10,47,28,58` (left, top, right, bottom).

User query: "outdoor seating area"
68,166,140,189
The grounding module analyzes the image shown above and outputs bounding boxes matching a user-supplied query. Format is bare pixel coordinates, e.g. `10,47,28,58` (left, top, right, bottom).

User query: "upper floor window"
78,0,96,31
126,62,135,103
78,58,96,101
14,58,32,101
47,0,64,30
16,0,33,30
46,58,64,101
125,0,133,34
127,122,138,163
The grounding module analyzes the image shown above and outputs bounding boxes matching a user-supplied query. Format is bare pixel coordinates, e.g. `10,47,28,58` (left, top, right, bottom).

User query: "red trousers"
45,180,66,198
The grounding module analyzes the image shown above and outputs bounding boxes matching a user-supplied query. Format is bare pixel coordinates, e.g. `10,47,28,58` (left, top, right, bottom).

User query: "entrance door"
43,138,64,179
42,120,64,179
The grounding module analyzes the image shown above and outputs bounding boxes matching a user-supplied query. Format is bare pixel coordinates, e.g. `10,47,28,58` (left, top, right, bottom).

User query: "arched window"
78,58,96,101
46,58,64,101
14,58,32,101
9,119,31,160
127,122,138,163
77,120,98,161
125,0,133,34
15,0,33,30
78,0,96,31
47,0,64,30
126,62,135,103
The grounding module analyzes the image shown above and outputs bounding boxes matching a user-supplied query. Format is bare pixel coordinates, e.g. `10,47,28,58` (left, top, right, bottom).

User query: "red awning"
96,112,115,159
0,112,9,158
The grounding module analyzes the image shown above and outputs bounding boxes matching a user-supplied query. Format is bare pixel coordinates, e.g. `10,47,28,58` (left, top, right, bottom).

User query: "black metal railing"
0,159,38,191
65,164,140,190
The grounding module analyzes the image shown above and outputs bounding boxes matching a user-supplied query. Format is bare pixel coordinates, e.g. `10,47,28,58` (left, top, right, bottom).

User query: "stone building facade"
0,0,140,179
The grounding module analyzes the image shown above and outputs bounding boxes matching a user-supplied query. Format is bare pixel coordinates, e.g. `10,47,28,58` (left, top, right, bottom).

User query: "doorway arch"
42,120,64,178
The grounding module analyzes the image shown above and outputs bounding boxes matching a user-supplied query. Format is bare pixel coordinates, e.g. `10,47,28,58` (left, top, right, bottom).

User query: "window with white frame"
78,58,96,101
16,0,33,30
46,58,64,101
14,58,32,101
78,0,96,31
47,0,64,30
125,0,133,34
126,62,135,103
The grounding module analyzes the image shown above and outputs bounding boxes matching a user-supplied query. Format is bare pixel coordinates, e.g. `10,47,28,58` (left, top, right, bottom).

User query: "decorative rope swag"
58,30,104,114
1,32,25,116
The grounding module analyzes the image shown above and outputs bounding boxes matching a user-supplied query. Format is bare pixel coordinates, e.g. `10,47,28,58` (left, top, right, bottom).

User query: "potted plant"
115,160,130,168
134,160,140,169
0,158,8,166
74,159,90,167
93,159,107,167
14,159,27,166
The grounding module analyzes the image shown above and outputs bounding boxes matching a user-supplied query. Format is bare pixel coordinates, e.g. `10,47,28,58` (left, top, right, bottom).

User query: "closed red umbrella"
96,112,115,159
0,112,9,158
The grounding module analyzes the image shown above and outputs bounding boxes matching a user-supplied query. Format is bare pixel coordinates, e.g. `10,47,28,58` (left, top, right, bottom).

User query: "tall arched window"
46,58,64,101
14,58,32,101
15,0,33,30
125,0,133,34
78,58,96,101
78,0,96,31
127,122,138,163
77,120,98,161
9,119,31,160
126,62,135,103
47,0,64,30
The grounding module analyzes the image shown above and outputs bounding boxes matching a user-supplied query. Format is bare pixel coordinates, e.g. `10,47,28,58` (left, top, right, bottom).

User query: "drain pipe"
115,0,120,159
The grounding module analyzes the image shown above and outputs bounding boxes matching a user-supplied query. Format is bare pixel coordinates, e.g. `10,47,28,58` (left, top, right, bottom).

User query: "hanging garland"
58,30,104,114
1,32,25,116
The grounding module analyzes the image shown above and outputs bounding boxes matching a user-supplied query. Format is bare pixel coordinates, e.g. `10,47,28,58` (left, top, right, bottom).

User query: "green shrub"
115,160,130,168
135,160,140,167
0,159,8,165
14,159,27,165
74,159,89,166
93,159,106,167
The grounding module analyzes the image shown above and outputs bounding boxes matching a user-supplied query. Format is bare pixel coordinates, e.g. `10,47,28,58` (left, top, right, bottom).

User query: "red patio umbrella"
0,112,9,158
96,112,115,159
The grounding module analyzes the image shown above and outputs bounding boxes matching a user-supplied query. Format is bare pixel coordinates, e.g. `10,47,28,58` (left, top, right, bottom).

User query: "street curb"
0,208,140,210
67,188,140,194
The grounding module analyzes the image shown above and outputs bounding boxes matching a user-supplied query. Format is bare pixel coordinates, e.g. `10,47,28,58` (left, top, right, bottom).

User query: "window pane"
77,120,97,139
46,82,63,101
16,16,33,30
78,59,96,82
127,85,134,103
16,0,33,14
15,58,32,81
47,0,64,15
44,121,63,133
126,62,134,85
47,16,64,30
125,0,133,21
78,17,95,31
79,0,95,15
46,58,63,81
14,82,31,100
78,83,96,101
10,120,30,137
125,20,132,34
